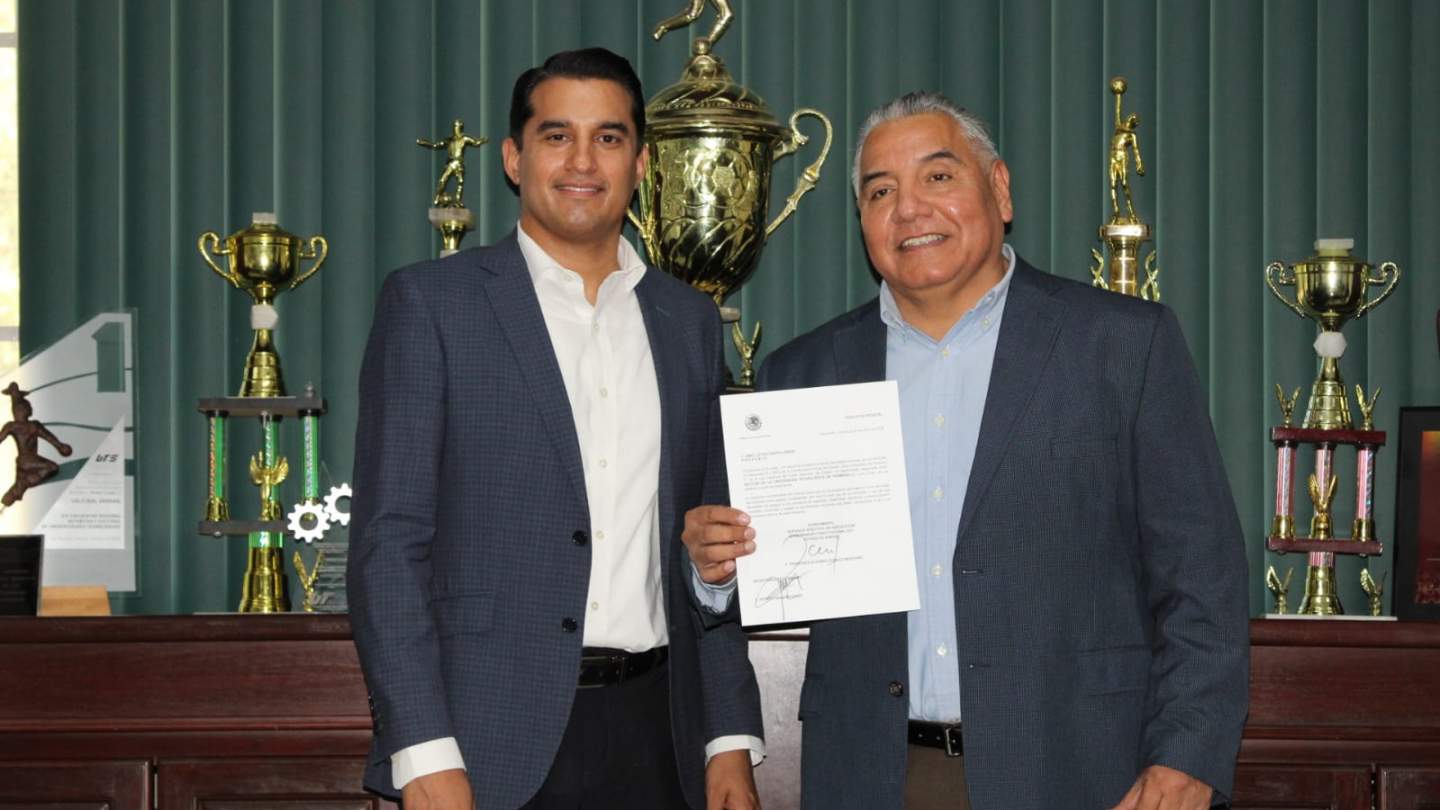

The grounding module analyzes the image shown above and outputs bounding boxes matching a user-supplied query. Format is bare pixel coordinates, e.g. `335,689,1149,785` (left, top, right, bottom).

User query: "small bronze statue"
1274,384,1300,428
417,119,488,208
730,320,761,389
250,451,289,521
1308,471,1338,539
1107,78,1146,224
1266,565,1294,614
652,0,733,46
1356,384,1381,431
293,548,326,613
1360,568,1386,617
0,382,73,506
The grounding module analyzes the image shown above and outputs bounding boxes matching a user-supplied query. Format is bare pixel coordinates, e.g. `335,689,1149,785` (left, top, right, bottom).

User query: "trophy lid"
644,40,785,140
229,212,302,247
1297,237,1368,272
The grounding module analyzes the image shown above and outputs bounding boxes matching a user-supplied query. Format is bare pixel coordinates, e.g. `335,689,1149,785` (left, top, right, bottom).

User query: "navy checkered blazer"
347,232,763,808
760,258,1249,810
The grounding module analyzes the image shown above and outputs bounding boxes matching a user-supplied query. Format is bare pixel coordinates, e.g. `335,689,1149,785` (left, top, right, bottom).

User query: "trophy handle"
765,108,833,239
626,207,657,260
1264,261,1307,319
198,231,241,289
1355,261,1400,320
290,235,329,290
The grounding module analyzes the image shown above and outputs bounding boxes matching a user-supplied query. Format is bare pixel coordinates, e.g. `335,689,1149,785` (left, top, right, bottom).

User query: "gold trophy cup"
1265,239,1399,430
633,2,832,387
199,213,328,398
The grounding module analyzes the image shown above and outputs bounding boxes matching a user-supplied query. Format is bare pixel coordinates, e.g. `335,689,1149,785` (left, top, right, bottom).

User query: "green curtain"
19,0,1440,615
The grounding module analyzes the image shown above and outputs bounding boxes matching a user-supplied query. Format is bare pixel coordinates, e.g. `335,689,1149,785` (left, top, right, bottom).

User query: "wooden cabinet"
1232,620,1440,808
0,616,390,810
2,616,1438,809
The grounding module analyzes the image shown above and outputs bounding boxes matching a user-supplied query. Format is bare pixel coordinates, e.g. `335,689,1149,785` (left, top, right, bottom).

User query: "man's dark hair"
508,47,645,150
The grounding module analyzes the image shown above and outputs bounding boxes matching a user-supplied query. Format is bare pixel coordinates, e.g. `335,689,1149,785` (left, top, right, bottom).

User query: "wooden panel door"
1379,767,1440,809
1229,764,1373,810
158,758,396,810
0,761,150,810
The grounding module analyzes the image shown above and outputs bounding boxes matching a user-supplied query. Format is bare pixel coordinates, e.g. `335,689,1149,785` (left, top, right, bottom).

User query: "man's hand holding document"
718,381,919,626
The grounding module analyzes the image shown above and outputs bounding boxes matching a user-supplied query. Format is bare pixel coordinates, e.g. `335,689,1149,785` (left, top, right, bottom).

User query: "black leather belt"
577,646,668,688
908,719,963,757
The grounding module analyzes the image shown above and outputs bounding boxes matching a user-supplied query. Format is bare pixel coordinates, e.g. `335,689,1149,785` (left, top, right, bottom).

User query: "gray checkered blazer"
759,259,1249,810
348,232,762,808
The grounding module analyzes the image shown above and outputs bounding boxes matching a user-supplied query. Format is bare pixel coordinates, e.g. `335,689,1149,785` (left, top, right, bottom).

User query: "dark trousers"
904,745,971,810
519,659,688,810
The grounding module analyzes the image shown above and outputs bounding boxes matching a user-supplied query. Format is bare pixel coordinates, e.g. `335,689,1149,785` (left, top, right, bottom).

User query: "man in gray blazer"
349,48,763,810
684,92,1248,809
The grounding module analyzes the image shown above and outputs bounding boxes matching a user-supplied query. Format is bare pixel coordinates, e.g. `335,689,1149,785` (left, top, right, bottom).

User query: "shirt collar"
516,221,649,294
878,243,1016,343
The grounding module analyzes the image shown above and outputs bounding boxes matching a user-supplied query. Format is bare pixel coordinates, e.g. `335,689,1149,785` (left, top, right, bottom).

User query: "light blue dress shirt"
881,245,1014,722
699,246,1015,723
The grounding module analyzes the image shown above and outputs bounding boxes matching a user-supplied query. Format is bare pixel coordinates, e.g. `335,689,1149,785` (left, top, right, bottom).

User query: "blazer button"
888,681,905,698
561,617,578,633
572,530,588,546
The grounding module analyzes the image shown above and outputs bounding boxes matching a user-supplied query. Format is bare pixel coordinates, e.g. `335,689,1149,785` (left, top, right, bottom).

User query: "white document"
721,381,919,626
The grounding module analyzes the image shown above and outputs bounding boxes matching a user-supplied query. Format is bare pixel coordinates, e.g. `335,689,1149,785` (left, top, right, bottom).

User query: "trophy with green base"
197,214,330,613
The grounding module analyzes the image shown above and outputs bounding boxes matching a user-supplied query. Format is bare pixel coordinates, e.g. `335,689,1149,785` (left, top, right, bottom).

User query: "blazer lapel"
954,262,1064,545
479,233,588,508
635,272,682,598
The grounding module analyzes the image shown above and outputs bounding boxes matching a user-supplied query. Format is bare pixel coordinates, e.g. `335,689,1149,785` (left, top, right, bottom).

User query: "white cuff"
391,736,466,790
705,734,766,767
691,562,738,614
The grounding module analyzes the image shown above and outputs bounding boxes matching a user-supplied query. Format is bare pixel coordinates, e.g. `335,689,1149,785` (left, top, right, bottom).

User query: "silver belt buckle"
943,723,962,757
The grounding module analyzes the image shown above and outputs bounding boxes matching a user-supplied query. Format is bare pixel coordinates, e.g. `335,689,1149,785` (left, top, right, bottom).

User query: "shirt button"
572,530,588,546
936,644,949,657
561,617,577,633
982,317,992,328
589,601,599,611
931,564,943,577
596,530,606,541
941,347,951,358
599,386,609,398
591,321,600,333
932,486,944,501
888,681,905,697
598,458,608,469
933,413,945,428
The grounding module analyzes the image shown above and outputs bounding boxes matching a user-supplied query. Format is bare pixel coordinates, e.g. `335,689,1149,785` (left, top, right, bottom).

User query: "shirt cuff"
690,562,737,614
391,737,467,790
705,734,766,767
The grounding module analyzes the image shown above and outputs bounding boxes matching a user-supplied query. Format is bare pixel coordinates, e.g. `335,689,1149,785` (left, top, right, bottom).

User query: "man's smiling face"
856,112,1013,306
503,77,646,251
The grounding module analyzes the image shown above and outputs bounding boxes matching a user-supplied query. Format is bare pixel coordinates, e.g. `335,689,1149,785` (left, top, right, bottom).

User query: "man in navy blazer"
684,92,1248,809
349,48,763,810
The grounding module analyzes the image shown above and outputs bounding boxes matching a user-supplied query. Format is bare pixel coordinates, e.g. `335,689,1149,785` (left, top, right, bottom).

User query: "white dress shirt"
391,225,762,789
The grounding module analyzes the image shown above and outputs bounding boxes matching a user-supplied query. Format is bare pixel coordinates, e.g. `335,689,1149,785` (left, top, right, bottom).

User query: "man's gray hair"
851,91,1000,198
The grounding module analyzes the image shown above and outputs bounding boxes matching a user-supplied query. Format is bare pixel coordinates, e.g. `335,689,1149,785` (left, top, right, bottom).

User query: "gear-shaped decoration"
287,501,330,543
324,483,352,528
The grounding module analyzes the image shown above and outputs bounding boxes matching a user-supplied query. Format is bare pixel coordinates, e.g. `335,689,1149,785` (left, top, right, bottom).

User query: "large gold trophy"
197,213,330,613
632,0,832,388
1090,77,1159,301
1264,238,1400,616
